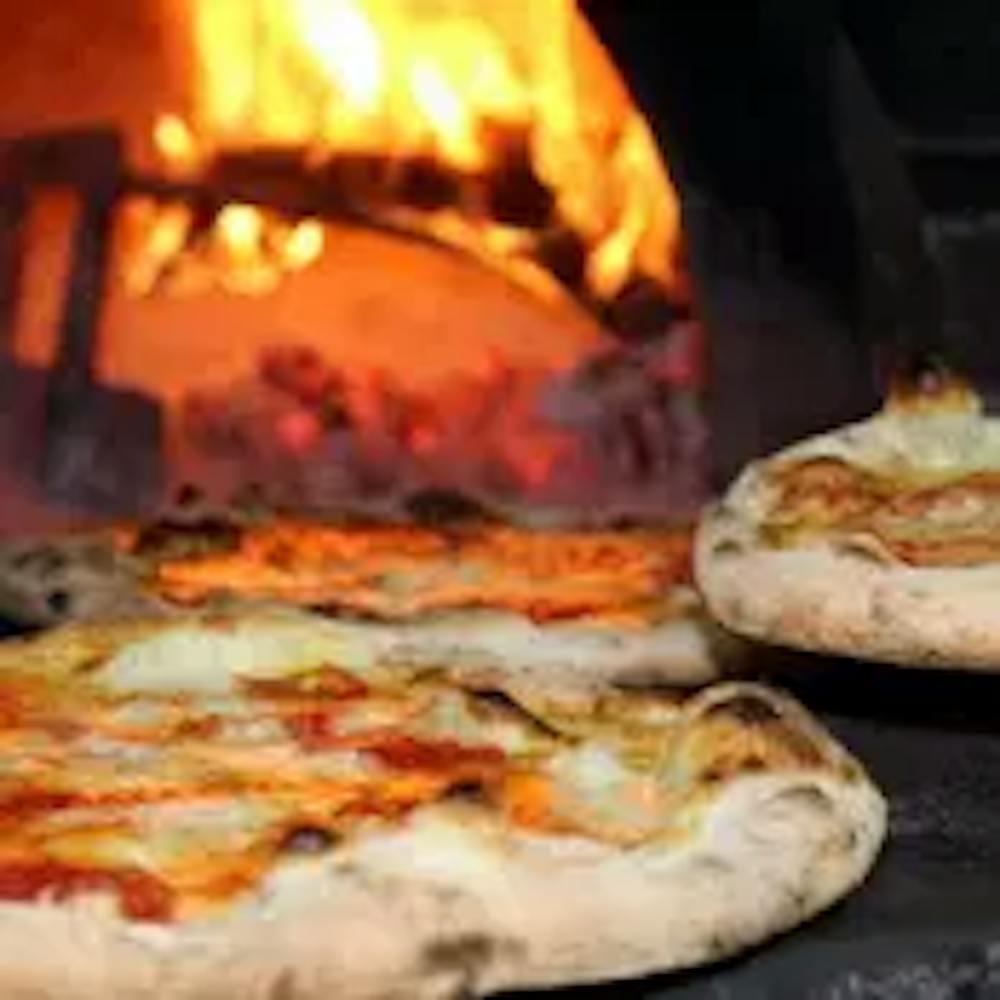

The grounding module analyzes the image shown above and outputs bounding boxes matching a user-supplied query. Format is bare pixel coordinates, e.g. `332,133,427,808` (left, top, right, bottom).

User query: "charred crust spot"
278,826,339,855
837,826,859,853
45,590,71,616
788,886,811,913
831,538,891,567
770,785,835,817
11,547,65,576
73,654,109,676
471,689,562,738
269,969,298,1000
839,758,863,782
767,723,826,767
471,689,525,712
887,358,979,415
707,695,782,726
443,780,491,806
890,354,959,400
308,602,388,623
702,751,767,783
421,933,502,977
132,517,243,560
710,537,744,559
173,482,204,509
705,932,733,959
404,488,496,528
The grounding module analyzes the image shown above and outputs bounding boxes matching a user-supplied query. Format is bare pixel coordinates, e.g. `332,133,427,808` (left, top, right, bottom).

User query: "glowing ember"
175,334,706,522
135,0,684,314
152,114,203,177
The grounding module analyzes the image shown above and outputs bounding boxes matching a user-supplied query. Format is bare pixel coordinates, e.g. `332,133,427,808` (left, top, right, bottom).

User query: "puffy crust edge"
0,621,885,997
0,768,884,999
0,535,741,686
696,473,1000,671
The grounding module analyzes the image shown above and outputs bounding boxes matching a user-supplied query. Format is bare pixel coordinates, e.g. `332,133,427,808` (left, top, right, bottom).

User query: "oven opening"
0,0,704,532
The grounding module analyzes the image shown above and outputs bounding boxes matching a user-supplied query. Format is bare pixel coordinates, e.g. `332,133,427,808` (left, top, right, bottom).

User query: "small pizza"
697,372,1000,668
0,613,884,997
0,515,738,686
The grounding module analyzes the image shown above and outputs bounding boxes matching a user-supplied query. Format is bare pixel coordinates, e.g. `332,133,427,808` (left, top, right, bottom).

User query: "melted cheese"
100,620,378,695
146,522,692,625
756,382,1000,566
765,457,1000,566
0,621,830,925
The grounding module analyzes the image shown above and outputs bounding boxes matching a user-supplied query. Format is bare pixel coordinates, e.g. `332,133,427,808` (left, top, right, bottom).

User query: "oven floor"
516,655,1000,1000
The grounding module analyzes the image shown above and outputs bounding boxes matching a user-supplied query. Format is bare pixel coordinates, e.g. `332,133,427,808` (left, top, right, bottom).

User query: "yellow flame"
153,114,201,170
217,204,265,257
409,58,480,169
281,219,326,270
150,0,684,305
121,199,194,295
291,0,383,112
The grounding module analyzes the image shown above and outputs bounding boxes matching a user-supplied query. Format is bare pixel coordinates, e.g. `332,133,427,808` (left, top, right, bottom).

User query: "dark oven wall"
585,0,999,487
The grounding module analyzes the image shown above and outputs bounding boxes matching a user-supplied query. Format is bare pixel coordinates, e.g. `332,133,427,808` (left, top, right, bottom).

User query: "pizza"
0,612,884,997
0,514,740,686
697,371,1000,668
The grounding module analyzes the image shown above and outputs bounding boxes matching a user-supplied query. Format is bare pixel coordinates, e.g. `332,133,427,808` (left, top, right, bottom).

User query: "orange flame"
146,0,683,307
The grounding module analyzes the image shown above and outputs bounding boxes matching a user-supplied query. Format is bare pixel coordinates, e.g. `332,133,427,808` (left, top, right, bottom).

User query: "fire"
294,0,384,113
138,0,684,315
152,114,203,177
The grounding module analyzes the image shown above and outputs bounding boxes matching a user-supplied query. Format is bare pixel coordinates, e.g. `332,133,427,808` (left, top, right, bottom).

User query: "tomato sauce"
0,860,174,921
368,735,504,772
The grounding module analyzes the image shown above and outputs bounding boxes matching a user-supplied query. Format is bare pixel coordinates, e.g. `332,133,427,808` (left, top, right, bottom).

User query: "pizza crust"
696,398,1000,670
0,533,741,687
0,532,161,626
0,763,883,1000
0,619,885,997
324,601,740,688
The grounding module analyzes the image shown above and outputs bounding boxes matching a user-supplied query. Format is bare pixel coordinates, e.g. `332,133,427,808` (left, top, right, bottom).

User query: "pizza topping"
544,744,669,843
0,859,174,921
0,619,837,924
764,457,1000,566
884,369,981,417
242,665,368,701
366,735,505,773
146,521,692,625
130,517,243,561
0,789,78,823
98,622,380,696
497,771,561,831
764,458,886,543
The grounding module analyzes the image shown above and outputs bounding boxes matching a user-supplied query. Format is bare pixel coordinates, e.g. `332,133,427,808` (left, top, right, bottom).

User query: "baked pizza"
0,612,884,997
0,515,738,686
697,372,1000,668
